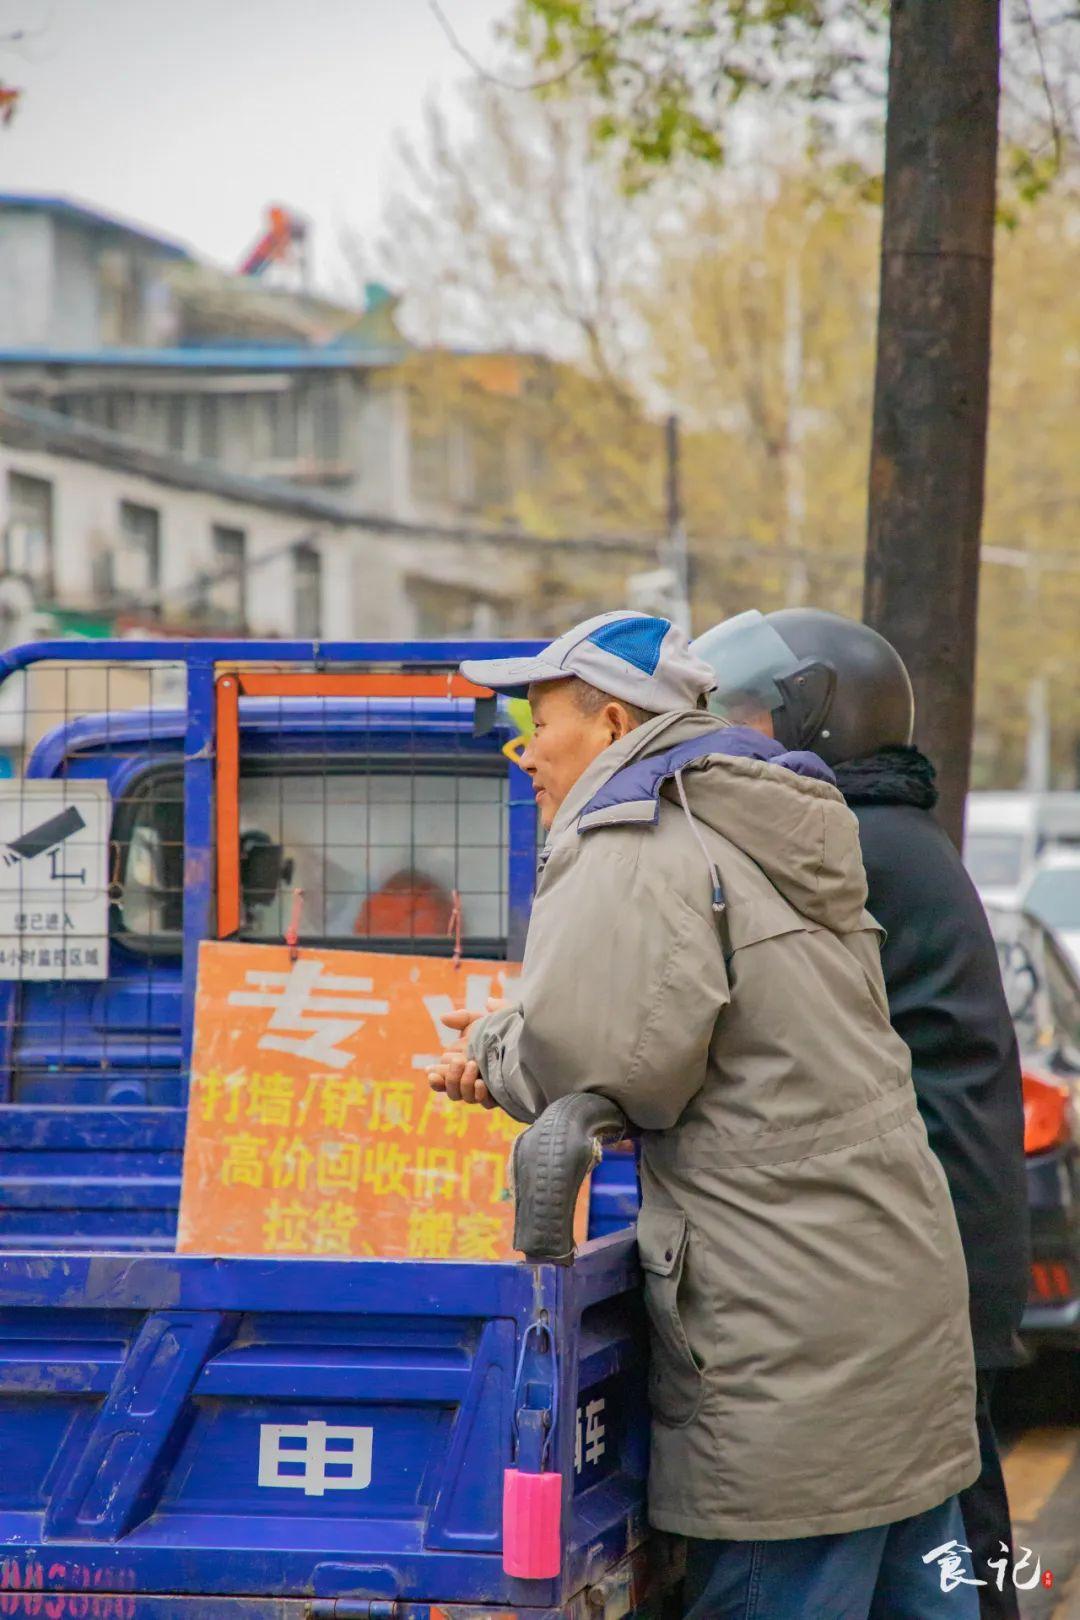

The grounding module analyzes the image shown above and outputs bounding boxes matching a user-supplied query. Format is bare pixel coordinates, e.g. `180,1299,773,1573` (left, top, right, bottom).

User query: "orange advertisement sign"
177,940,525,1261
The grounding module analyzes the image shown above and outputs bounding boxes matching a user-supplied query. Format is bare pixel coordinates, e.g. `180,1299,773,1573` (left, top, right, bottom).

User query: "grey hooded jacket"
469,710,979,1541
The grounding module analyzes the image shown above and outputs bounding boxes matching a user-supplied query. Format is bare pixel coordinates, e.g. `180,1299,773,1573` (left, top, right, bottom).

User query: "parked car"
1021,847,1080,977
992,908,1080,1345
964,791,1080,914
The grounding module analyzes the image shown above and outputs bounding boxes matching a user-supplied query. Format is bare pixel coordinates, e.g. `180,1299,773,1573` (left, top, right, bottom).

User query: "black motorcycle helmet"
691,608,914,766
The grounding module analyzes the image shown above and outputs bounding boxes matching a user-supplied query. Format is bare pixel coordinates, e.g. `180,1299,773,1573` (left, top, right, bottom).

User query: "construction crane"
237,204,308,280
0,83,21,126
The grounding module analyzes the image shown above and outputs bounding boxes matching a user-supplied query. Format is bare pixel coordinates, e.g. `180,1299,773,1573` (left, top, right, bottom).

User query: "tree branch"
427,0,597,93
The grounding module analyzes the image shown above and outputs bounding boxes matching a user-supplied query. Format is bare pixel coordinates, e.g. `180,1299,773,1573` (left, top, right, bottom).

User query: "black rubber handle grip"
512,1092,628,1265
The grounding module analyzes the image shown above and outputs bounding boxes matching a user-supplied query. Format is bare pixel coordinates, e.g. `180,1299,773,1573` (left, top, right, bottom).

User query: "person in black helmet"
693,607,1029,1620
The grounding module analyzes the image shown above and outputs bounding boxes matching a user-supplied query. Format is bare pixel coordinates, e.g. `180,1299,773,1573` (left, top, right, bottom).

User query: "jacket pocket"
636,1204,704,1428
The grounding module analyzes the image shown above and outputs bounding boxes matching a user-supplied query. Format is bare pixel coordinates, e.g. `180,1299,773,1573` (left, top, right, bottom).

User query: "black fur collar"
832,746,939,810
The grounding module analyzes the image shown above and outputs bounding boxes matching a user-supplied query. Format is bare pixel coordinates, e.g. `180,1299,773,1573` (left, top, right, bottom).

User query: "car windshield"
1025,867,1080,932
964,831,1025,890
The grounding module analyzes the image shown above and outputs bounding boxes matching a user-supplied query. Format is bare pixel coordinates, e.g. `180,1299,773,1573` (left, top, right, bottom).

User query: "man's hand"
426,998,509,1108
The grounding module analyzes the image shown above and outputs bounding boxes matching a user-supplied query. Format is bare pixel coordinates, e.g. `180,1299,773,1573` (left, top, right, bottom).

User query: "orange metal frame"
213,669,492,938
216,674,241,937
235,672,489,700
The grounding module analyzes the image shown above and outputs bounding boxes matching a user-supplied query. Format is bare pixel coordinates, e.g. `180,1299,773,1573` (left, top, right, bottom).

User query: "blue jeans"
683,1495,982,1620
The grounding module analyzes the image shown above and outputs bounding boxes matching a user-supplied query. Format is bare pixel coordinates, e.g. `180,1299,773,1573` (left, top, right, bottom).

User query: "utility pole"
627,416,691,626
665,413,691,632
864,0,1001,846
782,251,808,609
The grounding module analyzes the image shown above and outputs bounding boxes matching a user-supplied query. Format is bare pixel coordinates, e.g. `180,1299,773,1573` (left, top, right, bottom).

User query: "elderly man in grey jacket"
429,611,981,1620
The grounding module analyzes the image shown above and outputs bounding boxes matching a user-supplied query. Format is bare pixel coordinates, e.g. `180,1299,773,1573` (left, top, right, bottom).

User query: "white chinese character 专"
229,959,389,1070
922,1541,986,1592
257,1421,373,1496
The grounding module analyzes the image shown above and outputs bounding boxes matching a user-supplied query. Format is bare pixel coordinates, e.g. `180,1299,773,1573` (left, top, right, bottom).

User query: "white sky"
0,0,508,295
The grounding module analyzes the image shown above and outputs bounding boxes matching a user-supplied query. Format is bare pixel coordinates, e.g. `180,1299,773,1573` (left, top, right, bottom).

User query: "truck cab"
0,671,637,1250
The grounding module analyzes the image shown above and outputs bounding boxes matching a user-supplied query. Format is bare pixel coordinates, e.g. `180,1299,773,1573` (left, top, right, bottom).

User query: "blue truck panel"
0,1237,653,1612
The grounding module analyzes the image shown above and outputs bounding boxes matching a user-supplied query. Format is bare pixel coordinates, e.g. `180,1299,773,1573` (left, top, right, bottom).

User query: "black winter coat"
834,747,1030,1368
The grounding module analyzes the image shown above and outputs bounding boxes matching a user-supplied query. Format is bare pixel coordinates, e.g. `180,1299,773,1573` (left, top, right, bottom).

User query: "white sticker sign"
257,1421,374,1496
0,781,110,979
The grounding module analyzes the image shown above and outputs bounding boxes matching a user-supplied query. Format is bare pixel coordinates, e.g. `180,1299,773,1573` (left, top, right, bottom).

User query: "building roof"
0,346,405,371
0,193,192,261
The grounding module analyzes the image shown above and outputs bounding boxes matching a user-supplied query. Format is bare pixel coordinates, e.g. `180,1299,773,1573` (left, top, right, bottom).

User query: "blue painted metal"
0,639,656,1616
181,657,216,1076
0,639,545,683
0,1238,656,1613
506,757,538,966
587,1151,642,1242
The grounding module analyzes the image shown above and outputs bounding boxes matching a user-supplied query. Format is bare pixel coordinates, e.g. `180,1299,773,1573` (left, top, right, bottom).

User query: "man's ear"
605,702,634,742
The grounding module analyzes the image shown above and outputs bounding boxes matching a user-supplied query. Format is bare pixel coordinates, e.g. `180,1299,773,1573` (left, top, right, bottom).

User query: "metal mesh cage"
0,640,538,1252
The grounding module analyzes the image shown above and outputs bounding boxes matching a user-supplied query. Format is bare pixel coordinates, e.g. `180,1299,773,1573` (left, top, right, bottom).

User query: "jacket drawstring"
674,767,726,915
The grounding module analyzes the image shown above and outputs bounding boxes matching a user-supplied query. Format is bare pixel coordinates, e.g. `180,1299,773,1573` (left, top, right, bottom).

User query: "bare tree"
372,85,663,384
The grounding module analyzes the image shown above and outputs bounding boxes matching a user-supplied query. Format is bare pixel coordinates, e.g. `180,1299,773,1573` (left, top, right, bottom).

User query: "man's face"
735,706,775,739
520,680,626,829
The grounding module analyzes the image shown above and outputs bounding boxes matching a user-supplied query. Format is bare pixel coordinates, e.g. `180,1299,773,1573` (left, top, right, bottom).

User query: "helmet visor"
691,611,801,725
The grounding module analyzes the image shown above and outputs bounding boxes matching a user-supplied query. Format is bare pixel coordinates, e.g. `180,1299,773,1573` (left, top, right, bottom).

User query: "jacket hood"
554,710,871,931
832,745,939,811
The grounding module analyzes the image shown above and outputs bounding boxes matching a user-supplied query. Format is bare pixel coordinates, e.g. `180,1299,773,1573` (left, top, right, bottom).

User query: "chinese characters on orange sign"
177,941,523,1260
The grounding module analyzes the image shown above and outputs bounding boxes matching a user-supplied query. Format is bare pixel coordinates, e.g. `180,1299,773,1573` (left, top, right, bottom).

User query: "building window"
198,395,221,460
468,422,511,510
407,577,499,638
99,249,141,345
293,543,322,637
312,381,342,462
410,399,453,504
103,391,135,437
209,525,246,628
4,472,55,596
270,393,298,461
166,396,187,455
107,500,161,603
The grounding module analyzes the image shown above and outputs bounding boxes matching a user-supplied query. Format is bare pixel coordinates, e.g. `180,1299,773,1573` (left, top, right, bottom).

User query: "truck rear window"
115,764,509,955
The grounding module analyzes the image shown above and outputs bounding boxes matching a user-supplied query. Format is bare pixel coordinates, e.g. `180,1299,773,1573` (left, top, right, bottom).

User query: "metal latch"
306,1602,399,1619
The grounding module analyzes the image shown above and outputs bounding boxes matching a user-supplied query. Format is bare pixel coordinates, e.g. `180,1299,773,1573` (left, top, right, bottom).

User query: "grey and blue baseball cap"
460,611,717,713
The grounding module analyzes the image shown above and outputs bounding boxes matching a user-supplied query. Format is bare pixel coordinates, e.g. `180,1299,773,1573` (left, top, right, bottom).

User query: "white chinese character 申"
229,959,389,1069
257,1421,373,1496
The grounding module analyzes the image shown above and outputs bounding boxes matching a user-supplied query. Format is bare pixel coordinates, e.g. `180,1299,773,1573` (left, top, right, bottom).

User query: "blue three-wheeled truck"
0,638,675,1620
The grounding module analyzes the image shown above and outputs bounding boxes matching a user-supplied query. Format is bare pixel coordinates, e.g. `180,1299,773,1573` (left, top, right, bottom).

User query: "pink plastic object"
502,1468,562,1578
